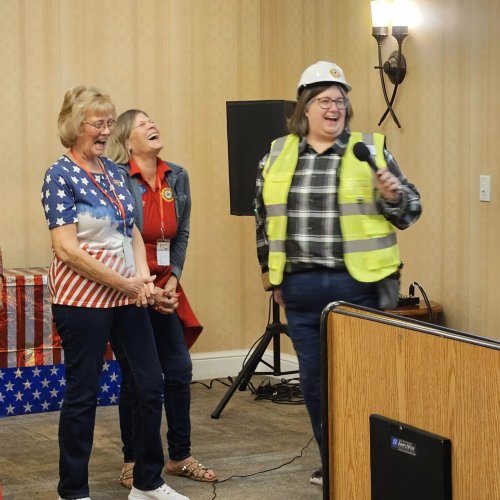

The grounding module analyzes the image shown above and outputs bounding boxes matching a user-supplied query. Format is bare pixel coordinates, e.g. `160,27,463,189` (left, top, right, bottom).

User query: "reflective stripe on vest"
262,133,400,285
262,135,300,285
339,131,400,282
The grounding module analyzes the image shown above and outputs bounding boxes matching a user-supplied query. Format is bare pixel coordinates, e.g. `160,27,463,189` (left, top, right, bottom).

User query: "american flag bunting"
0,268,120,418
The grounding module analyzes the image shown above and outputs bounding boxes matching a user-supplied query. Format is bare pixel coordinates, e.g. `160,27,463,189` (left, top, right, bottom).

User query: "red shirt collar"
129,157,171,180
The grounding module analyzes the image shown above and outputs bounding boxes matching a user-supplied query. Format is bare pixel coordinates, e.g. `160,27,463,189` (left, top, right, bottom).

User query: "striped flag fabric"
0,267,120,418
0,267,61,368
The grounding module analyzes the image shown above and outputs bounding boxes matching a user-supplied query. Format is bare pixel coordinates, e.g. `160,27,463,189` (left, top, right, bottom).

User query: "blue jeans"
119,309,193,463
281,269,378,459
52,305,164,498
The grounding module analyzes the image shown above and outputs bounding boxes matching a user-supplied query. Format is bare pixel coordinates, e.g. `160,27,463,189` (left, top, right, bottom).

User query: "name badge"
157,239,170,266
122,237,135,270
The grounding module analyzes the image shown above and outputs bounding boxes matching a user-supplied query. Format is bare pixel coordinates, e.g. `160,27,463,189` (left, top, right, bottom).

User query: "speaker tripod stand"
211,296,298,419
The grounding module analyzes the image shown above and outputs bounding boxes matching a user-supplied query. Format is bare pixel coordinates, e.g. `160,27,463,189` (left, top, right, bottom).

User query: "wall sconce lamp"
371,0,409,128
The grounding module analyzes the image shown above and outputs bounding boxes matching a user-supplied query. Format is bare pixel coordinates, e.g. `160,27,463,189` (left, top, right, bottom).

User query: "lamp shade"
371,0,391,28
392,0,411,27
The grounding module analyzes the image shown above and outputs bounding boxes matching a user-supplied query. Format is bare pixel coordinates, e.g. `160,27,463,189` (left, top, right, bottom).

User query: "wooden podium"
320,302,500,499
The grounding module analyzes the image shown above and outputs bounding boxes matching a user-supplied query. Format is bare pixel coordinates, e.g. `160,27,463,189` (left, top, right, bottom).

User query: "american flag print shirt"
41,155,137,308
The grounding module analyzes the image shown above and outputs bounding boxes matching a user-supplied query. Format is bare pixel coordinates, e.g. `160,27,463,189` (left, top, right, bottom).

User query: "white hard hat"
297,61,352,96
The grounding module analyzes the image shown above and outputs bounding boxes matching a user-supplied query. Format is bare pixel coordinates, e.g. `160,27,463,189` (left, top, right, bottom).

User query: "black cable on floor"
191,377,234,390
192,376,304,405
248,377,304,405
209,435,315,499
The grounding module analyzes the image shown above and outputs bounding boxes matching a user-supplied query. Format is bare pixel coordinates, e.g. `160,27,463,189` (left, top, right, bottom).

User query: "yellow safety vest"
262,132,400,285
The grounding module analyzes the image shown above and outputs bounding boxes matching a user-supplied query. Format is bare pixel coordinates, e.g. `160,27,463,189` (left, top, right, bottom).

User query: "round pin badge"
161,187,174,202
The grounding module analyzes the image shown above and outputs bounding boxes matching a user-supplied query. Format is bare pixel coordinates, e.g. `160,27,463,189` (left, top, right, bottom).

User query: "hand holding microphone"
353,142,402,203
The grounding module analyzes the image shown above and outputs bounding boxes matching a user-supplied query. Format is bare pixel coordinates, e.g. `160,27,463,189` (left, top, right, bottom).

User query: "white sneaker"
310,468,323,486
128,483,189,500
57,497,91,500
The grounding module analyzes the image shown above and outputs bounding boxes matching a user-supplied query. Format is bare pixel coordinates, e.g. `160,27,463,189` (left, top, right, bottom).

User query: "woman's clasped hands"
120,275,156,307
152,286,180,314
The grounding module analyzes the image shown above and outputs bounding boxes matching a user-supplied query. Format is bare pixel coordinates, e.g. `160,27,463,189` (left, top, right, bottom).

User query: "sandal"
165,458,217,483
119,462,134,489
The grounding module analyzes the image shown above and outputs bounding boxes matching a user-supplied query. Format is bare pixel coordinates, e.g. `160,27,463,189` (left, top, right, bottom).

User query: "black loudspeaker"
226,100,296,216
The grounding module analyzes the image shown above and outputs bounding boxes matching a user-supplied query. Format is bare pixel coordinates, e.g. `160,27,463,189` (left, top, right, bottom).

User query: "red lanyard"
156,170,166,239
70,149,127,222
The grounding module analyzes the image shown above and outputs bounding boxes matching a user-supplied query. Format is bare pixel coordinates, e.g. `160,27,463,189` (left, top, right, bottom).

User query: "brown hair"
58,85,115,148
288,84,353,137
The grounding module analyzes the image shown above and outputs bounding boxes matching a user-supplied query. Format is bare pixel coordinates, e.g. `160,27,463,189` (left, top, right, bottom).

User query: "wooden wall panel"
1,0,500,353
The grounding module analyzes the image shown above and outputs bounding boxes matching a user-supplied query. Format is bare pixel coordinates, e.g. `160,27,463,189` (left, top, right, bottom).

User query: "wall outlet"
480,175,491,202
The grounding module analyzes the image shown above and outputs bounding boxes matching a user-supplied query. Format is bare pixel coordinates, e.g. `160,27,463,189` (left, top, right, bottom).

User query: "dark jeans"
52,304,165,499
281,269,378,460
119,309,193,463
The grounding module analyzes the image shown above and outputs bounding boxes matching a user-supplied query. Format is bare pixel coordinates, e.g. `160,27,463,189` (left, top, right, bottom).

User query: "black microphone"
353,141,403,202
353,142,379,173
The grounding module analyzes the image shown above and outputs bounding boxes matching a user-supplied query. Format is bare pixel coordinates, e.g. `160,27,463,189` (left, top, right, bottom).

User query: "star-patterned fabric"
0,267,122,417
41,155,137,308
0,360,121,417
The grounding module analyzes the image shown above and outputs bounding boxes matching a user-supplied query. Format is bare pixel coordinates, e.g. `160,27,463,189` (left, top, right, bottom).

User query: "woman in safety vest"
255,61,422,487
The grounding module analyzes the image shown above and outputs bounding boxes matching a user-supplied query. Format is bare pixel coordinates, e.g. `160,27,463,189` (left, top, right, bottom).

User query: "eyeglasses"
314,97,348,110
83,119,117,131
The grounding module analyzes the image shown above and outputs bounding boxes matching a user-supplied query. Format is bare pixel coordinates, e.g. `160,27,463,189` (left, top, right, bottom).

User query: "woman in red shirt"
107,110,216,488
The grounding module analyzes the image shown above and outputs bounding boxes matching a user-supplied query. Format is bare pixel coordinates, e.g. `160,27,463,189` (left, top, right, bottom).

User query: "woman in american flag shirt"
41,86,189,500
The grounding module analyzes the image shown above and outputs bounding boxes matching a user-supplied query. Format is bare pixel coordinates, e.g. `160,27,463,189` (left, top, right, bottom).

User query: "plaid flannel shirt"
255,129,422,276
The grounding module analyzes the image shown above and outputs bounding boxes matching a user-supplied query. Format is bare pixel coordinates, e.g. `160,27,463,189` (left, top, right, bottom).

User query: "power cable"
409,281,435,323
191,378,234,390
209,436,315,499
250,377,304,405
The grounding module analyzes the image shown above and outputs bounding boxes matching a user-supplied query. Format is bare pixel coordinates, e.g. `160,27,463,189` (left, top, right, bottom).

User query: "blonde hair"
288,84,353,137
106,109,147,164
58,85,116,148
